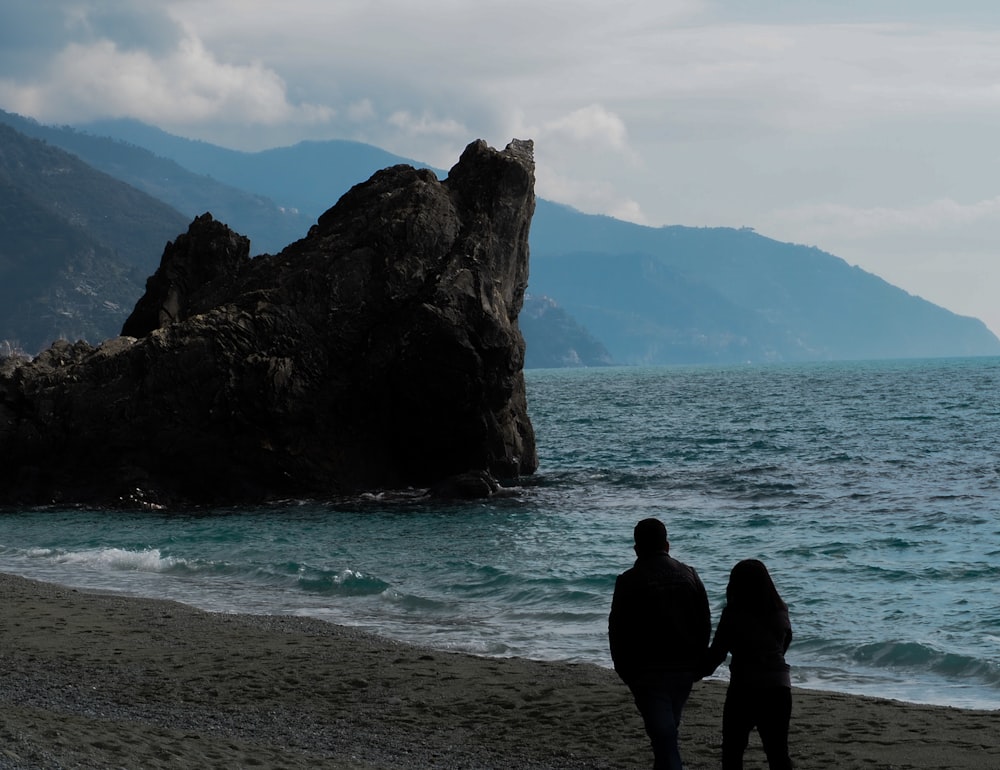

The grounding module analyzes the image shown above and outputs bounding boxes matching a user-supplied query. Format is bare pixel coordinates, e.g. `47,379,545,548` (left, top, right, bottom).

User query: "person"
703,559,793,770
609,517,712,770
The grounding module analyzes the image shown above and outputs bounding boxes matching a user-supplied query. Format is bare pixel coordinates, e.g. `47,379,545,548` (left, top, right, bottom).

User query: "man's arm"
608,573,635,678
701,605,729,677
694,573,712,649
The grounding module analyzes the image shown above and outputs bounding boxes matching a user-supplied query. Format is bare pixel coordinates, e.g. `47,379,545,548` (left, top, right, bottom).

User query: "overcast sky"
4,1,1000,337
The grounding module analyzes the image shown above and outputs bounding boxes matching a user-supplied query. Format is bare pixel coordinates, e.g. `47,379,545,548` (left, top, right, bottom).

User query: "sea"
1,357,998,711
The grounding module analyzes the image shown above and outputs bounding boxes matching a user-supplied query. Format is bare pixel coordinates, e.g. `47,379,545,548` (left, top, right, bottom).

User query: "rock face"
0,139,538,507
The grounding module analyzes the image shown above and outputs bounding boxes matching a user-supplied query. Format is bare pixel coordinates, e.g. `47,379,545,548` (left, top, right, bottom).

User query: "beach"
0,573,996,769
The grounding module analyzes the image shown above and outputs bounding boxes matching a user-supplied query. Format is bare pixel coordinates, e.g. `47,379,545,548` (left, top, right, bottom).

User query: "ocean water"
1,358,999,710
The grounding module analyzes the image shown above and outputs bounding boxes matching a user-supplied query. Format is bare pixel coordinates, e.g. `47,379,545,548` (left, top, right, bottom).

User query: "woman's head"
726,558,786,611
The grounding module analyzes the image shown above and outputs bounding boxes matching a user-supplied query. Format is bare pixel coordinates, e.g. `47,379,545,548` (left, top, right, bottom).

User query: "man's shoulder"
666,555,703,581
621,554,703,584
614,565,639,585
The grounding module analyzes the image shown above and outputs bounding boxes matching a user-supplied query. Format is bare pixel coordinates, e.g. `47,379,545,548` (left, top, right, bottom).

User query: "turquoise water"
1,358,999,709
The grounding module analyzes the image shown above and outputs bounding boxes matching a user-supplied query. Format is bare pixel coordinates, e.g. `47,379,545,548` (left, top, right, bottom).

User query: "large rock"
0,139,538,507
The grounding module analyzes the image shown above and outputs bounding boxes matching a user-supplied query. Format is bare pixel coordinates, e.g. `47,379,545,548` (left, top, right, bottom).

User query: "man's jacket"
609,552,712,682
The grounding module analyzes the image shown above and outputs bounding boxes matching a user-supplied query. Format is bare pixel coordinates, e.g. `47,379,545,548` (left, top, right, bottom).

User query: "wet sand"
0,572,996,769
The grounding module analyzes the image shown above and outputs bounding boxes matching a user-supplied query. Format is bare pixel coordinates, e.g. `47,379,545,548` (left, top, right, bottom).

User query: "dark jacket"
608,552,712,682
703,604,792,689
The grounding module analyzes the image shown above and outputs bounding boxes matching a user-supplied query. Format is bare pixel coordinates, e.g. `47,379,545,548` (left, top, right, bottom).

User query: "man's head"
633,517,669,556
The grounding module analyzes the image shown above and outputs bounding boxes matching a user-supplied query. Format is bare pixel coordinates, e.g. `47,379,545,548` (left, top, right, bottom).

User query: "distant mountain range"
0,121,189,355
2,108,998,364
528,204,1000,362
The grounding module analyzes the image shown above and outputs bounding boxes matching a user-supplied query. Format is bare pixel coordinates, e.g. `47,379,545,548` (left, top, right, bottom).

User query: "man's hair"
633,517,668,555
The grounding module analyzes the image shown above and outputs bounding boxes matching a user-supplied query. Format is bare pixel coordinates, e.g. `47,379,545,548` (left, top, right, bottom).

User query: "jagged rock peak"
0,139,538,507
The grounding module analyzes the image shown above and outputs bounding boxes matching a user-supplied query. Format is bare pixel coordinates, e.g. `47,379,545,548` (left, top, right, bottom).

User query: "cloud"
607,199,648,224
10,3,1000,164
536,164,649,226
510,103,646,223
347,98,376,123
68,1,185,55
387,110,469,139
147,1,710,148
539,104,632,154
0,1,182,74
0,1,333,132
5,1,1000,334
771,197,1000,241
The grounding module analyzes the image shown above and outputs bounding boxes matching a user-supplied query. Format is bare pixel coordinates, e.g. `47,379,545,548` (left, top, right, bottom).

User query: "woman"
704,559,793,770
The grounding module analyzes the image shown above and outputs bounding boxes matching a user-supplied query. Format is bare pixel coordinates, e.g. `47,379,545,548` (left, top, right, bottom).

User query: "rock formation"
0,139,538,507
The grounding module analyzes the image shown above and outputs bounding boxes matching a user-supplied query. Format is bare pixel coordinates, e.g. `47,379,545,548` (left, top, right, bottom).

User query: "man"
609,517,712,770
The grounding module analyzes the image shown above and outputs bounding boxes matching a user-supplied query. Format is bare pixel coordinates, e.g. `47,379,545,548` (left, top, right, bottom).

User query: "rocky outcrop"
0,139,538,507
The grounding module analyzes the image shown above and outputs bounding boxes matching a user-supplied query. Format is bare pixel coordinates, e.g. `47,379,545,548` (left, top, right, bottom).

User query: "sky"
3,1,1000,337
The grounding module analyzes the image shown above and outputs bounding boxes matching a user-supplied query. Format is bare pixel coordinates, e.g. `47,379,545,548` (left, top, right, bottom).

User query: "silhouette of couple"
609,517,793,770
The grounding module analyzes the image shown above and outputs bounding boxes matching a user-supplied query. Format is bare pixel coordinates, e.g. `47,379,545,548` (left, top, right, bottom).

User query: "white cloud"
1,6,333,131
506,103,646,224
387,110,468,139
5,1,1000,333
770,197,1000,242
539,104,632,154
608,199,648,225
535,165,648,226
347,98,375,123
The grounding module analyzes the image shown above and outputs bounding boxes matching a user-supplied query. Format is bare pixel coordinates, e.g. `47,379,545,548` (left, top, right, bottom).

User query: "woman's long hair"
725,558,787,612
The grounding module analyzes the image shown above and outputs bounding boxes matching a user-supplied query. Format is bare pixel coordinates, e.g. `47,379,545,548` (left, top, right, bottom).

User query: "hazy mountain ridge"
1,110,307,255
75,118,436,227
0,122,191,354
76,118,999,363
529,201,1000,362
2,111,998,364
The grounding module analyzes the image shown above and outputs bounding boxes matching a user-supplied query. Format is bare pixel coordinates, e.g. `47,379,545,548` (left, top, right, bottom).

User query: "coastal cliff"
0,139,538,507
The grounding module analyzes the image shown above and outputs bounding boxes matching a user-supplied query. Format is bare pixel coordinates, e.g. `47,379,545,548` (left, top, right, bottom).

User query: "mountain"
76,117,435,226
3,112,998,364
528,202,1000,362
0,122,190,355
1,110,306,254
0,117,592,366
0,141,538,506
70,118,1000,364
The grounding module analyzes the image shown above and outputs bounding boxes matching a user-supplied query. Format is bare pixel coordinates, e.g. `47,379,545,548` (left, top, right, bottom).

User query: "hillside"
3,112,998,364
529,202,1000,362
0,119,592,364
73,118,1000,364
1,110,306,255
0,123,190,354
76,118,434,226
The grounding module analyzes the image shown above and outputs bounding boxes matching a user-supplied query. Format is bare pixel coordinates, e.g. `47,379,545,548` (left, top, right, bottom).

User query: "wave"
853,641,1000,684
288,566,390,597
795,637,1000,690
6,546,391,598
31,546,180,573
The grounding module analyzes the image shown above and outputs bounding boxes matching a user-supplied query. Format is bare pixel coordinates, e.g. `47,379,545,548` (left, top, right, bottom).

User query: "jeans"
722,684,793,770
628,673,695,770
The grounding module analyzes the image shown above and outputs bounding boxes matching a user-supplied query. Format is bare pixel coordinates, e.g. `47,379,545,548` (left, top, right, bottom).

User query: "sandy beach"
0,572,996,769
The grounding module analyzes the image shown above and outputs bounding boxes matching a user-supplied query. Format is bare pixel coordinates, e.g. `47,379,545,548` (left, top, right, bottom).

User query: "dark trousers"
721,684,792,770
628,673,695,770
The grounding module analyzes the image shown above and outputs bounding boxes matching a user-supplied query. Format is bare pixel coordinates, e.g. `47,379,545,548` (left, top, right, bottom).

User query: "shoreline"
4,567,992,713
1,572,997,769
